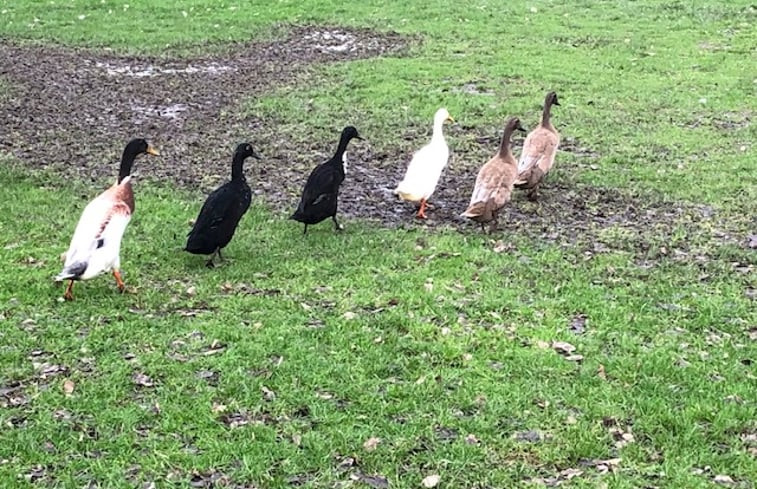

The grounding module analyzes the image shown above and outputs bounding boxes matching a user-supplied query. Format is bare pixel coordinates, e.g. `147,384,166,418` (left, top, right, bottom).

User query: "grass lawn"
0,1,755,488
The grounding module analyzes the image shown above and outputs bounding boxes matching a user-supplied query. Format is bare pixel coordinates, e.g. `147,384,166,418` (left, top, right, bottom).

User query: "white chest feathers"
342,152,348,173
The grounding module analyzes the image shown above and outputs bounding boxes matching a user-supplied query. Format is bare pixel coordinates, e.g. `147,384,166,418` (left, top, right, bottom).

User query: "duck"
185,142,260,267
55,138,159,301
514,91,561,201
290,126,363,234
394,107,454,219
461,117,526,232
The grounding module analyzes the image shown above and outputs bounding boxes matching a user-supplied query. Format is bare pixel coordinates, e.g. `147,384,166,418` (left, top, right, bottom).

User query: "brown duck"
514,91,560,201
461,117,526,232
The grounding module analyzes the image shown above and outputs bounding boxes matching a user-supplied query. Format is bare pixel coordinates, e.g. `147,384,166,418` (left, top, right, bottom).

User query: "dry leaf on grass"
363,437,381,452
422,474,440,488
132,372,155,388
62,379,75,396
350,472,389,488
552,341,576,354
569,314,587,334
597,364,607,380
261,385,276,401
713,474,735,486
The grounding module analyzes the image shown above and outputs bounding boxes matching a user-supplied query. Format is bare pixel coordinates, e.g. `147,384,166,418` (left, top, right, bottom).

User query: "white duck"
394,107,454,219
56,138,159,300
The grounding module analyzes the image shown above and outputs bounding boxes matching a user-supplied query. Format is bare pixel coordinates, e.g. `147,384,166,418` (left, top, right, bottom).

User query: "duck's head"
341,126,364,142
508,117,527,133
235,142,261,160
435,107,455,125
546,91,560,107
124,138,160,158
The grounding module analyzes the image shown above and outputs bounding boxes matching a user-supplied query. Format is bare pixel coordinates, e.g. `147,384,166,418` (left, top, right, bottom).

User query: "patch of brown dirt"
0,25,409,186
0,25,751,256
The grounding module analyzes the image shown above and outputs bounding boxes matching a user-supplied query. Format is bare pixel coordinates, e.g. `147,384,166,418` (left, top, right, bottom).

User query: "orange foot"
416,198,428,219
64,280,75,301
113,270,125,293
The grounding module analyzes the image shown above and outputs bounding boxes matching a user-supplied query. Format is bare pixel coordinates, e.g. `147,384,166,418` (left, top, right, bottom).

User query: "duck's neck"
431,118,446,143
118,149,138,184
541,97,553,128
333,136,350,165
231,153,247,181
498,125,515,159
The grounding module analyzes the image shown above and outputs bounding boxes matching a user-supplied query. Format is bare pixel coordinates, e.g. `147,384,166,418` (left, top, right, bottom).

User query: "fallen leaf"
363,436,381,452
569,314,587,334
186,286,197,296
465,433,479,444
492,240,511,253
261,385,276,401
62,379,75,396
597,364,607,380
422,474,440,488
552,341,576,354
201,340,226,356
434,425,458,442
515,430,543,443
724,394,743,403
132,372,154,387
350,472,389,489
561,468,583,480
713,474,735,485
343,311,357,320
565,354,584,362
335,455,356,471
219,411,251,428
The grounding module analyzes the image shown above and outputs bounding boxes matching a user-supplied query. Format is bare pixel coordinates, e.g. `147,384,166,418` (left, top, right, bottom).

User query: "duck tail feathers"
55,261,87,282
461,202,485,218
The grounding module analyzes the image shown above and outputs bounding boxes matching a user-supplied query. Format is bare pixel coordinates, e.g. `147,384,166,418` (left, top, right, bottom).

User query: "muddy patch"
0,25,409,186
0,25,751,257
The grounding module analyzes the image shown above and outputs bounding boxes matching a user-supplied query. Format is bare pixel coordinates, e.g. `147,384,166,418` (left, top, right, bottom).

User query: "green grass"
1,1,756,487
1,164,755,488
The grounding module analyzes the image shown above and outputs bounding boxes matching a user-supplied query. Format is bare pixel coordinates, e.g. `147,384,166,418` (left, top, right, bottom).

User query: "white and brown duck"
56,138,159,300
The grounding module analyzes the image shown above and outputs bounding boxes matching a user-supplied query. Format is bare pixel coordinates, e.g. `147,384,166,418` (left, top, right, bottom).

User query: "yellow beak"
446,116,455,123
146,145,160,156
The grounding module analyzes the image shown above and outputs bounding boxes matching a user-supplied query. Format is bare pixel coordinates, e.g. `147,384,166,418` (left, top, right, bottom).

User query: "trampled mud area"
0,26,751,257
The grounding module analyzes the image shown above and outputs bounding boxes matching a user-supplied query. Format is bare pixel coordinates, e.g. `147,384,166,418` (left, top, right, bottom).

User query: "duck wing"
463,158,513,218
516,128,558,181
57,193,132,280
296,163,342,212
395,141,449,200
187,182,251,248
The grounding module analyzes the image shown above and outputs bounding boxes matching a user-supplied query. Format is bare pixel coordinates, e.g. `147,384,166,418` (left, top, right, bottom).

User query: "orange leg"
63,280,75,301
416,198,428,219
113,270,125,292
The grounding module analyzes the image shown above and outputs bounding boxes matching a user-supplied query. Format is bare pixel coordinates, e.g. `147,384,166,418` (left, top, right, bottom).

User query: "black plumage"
185,143,260,267
290,126,362,234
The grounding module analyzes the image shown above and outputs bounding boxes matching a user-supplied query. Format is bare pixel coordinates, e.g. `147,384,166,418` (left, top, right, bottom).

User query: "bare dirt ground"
0,25,751,257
